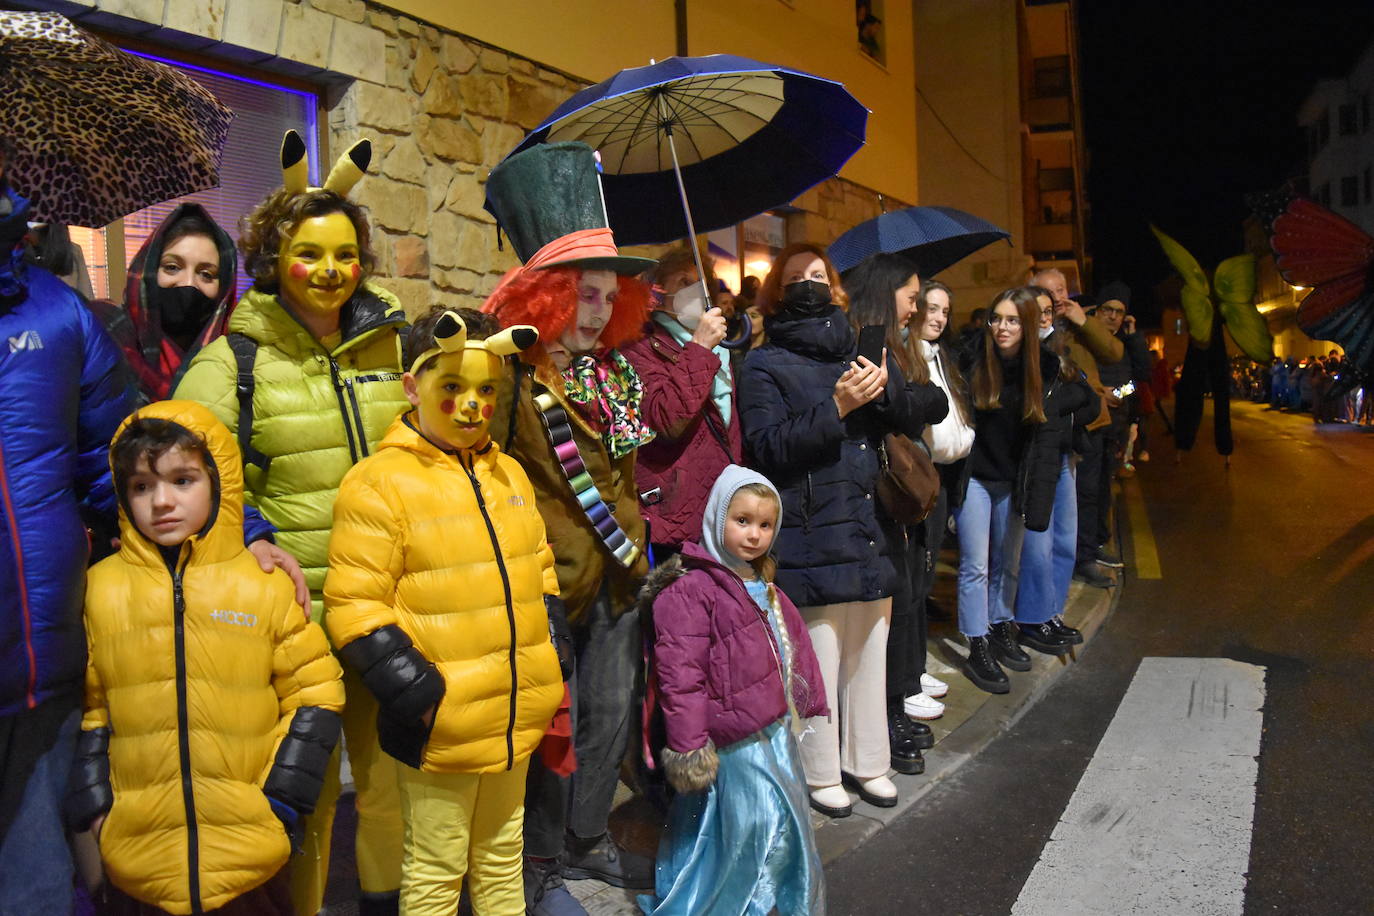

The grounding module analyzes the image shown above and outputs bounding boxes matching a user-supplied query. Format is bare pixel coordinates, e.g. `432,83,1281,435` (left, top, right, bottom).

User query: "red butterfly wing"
1270,197,1374,287
1296,272,1368,333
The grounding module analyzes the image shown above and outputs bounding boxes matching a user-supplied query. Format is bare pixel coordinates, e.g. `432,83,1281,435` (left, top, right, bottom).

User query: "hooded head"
108,400,244,568
701,465,783,576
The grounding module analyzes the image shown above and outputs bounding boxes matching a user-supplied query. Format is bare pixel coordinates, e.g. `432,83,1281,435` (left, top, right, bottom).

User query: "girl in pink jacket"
637,465,827,915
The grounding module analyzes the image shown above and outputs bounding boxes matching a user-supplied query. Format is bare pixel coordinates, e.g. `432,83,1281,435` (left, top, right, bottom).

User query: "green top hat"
485,142,655,275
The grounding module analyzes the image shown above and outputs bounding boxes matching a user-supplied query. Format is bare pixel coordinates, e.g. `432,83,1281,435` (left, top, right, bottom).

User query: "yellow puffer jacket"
69,400,345,915
173,284,410,619
325,412,564,774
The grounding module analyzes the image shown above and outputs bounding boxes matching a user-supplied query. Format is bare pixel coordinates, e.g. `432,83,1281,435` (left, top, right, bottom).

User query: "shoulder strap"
226,332,271,472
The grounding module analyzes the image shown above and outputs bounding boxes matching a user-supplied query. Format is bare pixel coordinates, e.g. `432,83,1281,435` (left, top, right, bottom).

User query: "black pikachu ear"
510,327,539,351
347,139,372,174
435,312,462,341
281,130,308,193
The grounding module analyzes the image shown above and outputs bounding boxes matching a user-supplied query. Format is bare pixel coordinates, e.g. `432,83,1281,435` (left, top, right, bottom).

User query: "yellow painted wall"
383,0,677,81
914,0,1030,315
388,0,917,204
687,0,918,202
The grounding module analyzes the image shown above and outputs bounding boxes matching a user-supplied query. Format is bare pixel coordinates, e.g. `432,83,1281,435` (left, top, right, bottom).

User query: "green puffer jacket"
175,284,409,619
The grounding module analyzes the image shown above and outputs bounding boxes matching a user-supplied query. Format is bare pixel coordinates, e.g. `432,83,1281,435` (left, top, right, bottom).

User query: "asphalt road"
825,401,1374,915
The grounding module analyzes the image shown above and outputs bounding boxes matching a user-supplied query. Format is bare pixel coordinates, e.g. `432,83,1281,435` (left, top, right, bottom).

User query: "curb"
812,573,1123,866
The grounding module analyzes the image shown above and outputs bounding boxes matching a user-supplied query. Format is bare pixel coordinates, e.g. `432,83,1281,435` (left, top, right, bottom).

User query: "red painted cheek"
350,264,361,280
288,263,309,280
439,399,455,414
481,405,494,419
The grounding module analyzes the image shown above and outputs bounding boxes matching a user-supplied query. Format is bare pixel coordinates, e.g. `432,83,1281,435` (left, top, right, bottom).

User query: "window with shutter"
70,50,321,303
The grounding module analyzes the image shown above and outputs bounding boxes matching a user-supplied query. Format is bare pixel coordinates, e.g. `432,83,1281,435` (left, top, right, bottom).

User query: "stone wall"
20,0,890,314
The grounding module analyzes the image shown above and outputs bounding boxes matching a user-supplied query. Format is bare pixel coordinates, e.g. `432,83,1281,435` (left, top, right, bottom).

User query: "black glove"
546,595,574,681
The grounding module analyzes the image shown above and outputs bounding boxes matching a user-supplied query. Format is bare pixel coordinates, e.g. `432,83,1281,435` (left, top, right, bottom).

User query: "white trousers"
796,598,893,787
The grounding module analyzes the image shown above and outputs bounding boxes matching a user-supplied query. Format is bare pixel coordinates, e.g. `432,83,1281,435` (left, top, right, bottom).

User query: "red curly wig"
482,266,650,356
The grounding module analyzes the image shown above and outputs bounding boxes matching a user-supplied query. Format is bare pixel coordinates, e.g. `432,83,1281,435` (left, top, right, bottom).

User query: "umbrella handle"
720,312,753,351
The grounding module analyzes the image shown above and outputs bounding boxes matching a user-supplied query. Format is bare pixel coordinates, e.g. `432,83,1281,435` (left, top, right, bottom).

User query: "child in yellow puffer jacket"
325,308,568,916
65,400,345,915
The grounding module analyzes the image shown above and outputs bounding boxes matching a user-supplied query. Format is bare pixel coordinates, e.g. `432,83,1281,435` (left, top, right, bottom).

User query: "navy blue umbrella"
828,206,1011,277
495,54,869,250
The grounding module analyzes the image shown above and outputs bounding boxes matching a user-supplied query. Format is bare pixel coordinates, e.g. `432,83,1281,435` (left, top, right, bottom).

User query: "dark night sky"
1077,1,1374,324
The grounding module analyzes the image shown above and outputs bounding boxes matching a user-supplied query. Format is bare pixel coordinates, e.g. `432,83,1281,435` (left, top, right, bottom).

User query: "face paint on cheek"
439,399,455,414
289,263,309,280
482,405,494,420
350,263,361,281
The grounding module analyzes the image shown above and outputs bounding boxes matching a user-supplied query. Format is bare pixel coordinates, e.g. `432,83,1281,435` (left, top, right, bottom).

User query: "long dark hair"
843,252,924,380
971,287,1046,423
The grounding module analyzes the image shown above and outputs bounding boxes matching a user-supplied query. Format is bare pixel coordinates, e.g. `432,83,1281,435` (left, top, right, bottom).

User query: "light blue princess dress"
639,578,825,915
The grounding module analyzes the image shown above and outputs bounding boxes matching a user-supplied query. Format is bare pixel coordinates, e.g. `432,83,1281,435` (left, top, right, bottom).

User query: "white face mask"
669,280,711,330
1038,325,1054,340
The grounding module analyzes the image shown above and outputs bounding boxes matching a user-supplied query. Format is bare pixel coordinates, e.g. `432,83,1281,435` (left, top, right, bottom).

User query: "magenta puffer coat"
621,324,741,547
642,542,828,753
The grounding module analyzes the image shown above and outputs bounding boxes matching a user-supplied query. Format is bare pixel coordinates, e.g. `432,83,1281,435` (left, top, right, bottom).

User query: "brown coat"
495,358,649,622
1059,315,1124,431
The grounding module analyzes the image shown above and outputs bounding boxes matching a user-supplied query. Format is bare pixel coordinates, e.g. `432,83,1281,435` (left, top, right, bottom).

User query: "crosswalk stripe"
1010,657,1266,916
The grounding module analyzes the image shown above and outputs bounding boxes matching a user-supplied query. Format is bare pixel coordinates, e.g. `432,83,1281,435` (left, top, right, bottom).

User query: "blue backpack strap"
226,332,271,472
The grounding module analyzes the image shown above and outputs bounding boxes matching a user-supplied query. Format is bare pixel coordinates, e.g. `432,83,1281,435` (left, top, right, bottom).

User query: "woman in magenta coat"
622,246,742,561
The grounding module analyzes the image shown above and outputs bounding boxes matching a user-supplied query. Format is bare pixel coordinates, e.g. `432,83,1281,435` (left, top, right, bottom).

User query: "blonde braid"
766,583,807,735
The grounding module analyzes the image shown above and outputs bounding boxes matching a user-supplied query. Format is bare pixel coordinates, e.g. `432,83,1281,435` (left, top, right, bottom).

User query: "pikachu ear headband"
280,129,370,198
409,310,540,376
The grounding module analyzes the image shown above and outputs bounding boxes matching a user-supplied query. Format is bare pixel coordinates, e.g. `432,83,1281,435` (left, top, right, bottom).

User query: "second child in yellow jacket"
325,309,565,915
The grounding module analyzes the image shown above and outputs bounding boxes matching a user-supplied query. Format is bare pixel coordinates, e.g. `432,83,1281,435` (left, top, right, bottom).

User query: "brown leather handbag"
876,433,941,524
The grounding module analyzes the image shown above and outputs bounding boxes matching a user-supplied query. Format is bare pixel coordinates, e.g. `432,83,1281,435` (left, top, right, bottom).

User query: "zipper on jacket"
0,436,38,708
328,357,361,464
171,553,204,914
343,375,370,458
730,577,787,693
461,454,519,770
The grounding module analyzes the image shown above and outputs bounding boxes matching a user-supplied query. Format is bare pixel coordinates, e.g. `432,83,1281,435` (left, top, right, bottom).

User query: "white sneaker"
919,672,949,698
904,691,945,720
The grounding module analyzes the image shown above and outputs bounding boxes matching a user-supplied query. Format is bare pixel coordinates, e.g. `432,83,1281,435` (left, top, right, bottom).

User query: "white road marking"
1011,657,1266,916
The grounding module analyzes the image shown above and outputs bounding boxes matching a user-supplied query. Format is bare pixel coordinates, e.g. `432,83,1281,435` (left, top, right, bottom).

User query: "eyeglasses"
1097,305,1126,317
988,315,1022,328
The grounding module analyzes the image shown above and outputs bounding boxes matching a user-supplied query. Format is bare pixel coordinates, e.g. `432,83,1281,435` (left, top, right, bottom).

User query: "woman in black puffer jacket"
738,243,914,818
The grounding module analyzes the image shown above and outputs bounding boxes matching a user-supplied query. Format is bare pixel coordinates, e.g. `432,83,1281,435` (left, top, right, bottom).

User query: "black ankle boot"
988,622,1031,671
1018,620,1072,655
887,701,926,774
1049,615,1084,644
965,636,1010,694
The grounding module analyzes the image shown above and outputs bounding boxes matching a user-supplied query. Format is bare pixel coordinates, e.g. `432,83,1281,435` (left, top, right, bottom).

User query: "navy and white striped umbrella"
496,54,869,247
828,206,1011,277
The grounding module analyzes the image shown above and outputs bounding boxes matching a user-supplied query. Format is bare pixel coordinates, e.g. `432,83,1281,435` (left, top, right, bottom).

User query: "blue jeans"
1014,456,1078,625
955,478,1017,638
0,697,79,916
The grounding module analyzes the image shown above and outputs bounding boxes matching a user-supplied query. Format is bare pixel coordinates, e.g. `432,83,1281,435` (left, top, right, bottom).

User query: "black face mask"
153,284,217,343
779,279,833,318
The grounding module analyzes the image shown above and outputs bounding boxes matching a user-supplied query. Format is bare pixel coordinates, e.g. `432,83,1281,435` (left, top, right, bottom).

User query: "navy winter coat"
738,308,925,607
0,263,136,717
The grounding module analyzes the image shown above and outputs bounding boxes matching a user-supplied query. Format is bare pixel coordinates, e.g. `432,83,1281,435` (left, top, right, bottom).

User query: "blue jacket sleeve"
75,306,136,519
243,504,277,545
737,357,847,473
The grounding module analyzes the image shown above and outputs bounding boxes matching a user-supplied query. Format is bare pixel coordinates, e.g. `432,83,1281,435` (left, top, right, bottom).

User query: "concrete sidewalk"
570,562,1122,914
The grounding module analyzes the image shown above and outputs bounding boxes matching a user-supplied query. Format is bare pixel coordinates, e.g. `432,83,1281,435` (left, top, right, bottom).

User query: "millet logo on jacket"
7,330,43,353
210,609,258,628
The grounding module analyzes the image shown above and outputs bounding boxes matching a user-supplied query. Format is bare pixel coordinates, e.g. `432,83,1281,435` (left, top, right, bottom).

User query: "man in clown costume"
481,142,658,913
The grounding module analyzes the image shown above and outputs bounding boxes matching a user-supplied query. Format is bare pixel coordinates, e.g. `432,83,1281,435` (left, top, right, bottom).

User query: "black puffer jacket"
1018,359,1096,532
738,307,930,607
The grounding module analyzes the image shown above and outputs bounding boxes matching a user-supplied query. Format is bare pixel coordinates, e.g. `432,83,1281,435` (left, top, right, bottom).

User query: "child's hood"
700,464,782,570
109,399,245,568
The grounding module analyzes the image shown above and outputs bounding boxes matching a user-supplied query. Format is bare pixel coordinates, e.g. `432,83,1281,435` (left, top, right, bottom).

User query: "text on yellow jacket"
65,400,345,915
325,411,564,774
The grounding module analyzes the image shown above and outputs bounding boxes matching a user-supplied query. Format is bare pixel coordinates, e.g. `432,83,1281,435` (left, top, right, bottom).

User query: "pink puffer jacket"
642,542,828,753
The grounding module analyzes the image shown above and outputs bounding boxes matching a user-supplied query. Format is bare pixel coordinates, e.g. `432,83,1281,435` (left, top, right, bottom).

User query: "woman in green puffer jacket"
174,133,409,916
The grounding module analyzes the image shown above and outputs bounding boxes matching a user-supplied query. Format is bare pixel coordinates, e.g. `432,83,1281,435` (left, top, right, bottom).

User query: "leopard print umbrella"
0,11,233,228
